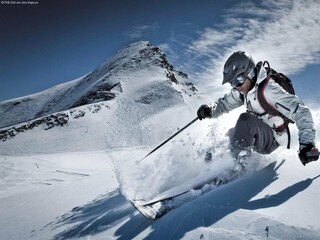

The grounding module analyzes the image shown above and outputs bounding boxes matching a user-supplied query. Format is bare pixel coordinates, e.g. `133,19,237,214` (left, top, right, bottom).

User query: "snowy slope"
0,41,319,240
0,119,319,240
0,78,80,129
0,41,196,129
0,41,196,155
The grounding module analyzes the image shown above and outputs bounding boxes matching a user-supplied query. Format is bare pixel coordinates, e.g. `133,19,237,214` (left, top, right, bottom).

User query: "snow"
0,76,84,129
0,41,194,129
140,159,320,240
0,42,319,239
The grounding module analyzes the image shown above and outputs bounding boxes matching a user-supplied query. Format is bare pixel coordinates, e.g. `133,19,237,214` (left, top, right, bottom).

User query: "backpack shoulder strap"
257,77,292,149
257,78,278,116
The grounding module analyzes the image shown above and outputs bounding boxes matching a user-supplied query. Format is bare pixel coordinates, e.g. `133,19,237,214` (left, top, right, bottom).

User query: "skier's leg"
230,112,279,155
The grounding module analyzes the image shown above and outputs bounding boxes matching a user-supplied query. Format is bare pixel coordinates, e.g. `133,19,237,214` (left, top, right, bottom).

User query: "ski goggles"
230,67,255,88
230,74,245,88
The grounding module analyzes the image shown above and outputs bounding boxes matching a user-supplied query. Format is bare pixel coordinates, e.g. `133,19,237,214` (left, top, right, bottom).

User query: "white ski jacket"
212,66,316,148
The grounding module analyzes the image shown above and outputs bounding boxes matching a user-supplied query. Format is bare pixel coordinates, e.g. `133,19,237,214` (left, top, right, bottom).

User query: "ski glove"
298,143,319,166
197,105,212,120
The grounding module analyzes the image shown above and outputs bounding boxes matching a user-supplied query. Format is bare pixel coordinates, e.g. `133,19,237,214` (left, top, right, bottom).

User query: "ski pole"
138,117,199,162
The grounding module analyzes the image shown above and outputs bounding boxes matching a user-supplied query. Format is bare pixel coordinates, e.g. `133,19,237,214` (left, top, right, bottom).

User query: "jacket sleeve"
211,88,244,118
265,80,316,146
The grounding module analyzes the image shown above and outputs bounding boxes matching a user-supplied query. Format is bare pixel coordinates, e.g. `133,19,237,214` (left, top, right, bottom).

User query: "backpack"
256,61,295,149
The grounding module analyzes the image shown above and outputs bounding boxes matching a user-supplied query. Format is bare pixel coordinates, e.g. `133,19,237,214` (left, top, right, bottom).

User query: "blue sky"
0,0,319,103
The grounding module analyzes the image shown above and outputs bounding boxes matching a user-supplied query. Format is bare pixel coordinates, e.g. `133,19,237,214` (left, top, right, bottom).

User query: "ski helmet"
222,51,255,85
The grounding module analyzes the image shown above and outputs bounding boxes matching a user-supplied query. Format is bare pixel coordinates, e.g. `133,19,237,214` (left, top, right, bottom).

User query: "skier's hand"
298,143,319,166
197,105,212,120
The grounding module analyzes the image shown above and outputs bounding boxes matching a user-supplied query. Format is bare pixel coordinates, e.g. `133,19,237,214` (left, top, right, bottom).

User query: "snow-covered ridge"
0,41,197,154
0,102,109,142
0,41,196,129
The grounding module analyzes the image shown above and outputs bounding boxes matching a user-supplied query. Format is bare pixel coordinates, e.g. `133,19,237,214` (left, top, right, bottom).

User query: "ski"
131,167,246,219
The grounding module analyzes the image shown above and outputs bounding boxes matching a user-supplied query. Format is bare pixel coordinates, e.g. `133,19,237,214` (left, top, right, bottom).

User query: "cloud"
184,0,320,96
124,23,159,39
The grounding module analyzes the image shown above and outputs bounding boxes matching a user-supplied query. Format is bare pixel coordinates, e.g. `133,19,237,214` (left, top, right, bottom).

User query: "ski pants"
230,112,279,155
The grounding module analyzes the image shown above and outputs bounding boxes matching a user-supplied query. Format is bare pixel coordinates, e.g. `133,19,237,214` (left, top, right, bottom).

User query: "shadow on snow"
46,160,319,239
47,189,152,240
143,161,319,239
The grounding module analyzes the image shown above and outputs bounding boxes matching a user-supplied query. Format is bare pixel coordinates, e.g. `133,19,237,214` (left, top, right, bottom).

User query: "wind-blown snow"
0,42,319,240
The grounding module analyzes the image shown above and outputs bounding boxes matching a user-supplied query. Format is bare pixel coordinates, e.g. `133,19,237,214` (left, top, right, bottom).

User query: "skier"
197,51,319,166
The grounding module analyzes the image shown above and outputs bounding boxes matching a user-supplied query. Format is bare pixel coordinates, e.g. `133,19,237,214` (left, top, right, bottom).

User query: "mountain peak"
0,42,196,129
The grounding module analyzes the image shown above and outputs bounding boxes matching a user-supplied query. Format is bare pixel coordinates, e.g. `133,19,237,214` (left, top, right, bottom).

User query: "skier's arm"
211,88,244,118
266,81,316,147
